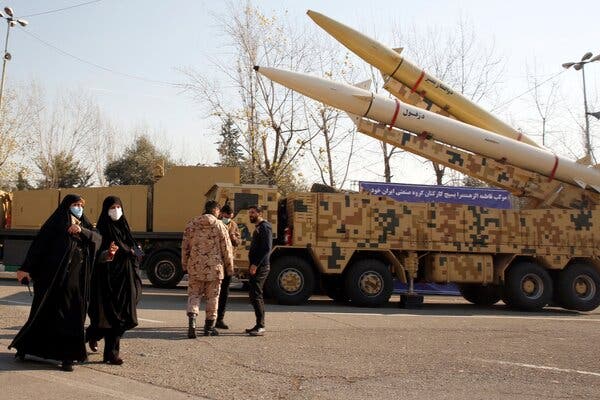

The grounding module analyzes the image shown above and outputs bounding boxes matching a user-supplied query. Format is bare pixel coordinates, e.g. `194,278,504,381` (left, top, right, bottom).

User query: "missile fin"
576,154,592,165
345,112,361,126
353,80,371,90
392,47,404,54
573,178,587,189
591,185,600,193
352,94,373,102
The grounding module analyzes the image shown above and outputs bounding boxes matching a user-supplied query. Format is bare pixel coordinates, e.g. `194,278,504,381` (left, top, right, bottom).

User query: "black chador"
86,196,142,364
9,194,101,366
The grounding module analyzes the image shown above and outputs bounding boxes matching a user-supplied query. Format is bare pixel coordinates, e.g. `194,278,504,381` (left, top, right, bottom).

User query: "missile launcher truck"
208,181,599,312
225,11,600,312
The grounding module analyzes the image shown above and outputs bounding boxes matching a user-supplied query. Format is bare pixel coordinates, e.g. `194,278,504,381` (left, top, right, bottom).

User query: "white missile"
306,10,540,148
253,65,600,192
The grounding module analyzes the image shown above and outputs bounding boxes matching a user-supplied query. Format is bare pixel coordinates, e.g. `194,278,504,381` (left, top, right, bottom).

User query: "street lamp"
562,51,600,162
0,7,28,113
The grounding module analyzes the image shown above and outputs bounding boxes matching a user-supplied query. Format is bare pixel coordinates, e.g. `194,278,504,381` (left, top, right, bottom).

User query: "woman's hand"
16,270,30,283
67,224,82,235
109,241,119,256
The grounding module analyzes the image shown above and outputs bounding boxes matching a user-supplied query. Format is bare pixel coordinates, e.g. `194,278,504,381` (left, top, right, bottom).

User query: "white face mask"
108,207,123,221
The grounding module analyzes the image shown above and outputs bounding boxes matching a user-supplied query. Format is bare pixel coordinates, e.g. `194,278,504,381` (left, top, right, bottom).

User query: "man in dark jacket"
245,205,272,336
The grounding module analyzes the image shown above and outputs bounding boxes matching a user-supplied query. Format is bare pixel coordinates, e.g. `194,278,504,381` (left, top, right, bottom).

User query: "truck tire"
344,259,393,307
555,263,600,311
504,262,553,311
266,256,315,305
458,284,502,306
146,251,184,289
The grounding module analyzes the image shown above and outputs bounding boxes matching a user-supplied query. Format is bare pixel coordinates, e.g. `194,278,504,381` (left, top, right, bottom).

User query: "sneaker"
215,320,229,329
244,325,260,333
248,327,266,336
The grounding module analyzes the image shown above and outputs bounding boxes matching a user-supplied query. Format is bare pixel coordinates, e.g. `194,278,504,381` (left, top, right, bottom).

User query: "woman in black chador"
9,194,102,372
86,196,142,365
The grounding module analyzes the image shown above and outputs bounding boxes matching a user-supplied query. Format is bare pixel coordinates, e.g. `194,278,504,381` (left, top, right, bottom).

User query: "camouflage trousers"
187,277,222,320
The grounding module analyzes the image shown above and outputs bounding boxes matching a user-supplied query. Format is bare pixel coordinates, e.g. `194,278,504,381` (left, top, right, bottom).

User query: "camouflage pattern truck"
209,183,600,312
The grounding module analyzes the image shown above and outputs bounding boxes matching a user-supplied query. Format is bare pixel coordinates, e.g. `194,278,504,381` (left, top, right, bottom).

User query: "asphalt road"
1,279,599,400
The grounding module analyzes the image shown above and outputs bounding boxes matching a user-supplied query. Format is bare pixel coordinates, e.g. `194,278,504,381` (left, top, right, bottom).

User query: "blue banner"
359,182,512,209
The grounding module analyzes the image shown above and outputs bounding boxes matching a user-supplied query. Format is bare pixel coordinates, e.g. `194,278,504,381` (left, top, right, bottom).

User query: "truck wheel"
344,259,393,307
266,256,315,305
458,284,502,306
146,251,183,289
504,262,552,311
321,275,348,303
556,263,600,311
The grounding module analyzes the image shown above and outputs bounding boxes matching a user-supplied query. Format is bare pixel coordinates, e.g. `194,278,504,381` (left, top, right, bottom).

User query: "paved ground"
1,279,599,399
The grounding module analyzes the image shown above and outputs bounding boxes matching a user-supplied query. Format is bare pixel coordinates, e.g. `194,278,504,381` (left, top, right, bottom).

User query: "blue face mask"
70,206,83,219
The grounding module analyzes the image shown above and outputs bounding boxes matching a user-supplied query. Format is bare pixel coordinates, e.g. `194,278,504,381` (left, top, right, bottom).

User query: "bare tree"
181,2,316,193
390,16,504,185
31,88,116,187
0,82,43,188
525,63,560,148
302,42,359,189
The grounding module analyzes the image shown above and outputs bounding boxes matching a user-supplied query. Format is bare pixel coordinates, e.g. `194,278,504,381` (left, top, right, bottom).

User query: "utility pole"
0,7,28,113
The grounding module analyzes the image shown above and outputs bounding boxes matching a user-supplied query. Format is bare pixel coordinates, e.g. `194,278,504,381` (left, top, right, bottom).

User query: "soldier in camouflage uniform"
216,203,241,330
181,200,234,338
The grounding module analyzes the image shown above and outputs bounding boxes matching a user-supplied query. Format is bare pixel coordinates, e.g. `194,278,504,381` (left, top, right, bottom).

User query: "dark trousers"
249,266,270,328
217,275,231,321
103,331,121,361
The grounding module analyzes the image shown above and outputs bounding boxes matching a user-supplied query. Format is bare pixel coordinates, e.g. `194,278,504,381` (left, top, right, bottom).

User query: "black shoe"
203,319,219,336
104,357,124,365
215,319,229,329
188,326,197,339
248,327,266,336
245,325,260,333
188,314,197,339
15,351,25,362
89,339,98,352
61,360,74,372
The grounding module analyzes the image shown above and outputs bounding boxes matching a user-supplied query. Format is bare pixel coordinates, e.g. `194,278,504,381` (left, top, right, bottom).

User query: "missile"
306,10,540,148
253,65,600,192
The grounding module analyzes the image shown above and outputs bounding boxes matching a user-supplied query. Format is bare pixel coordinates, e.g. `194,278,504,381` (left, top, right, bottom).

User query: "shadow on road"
0,352,67,372
2,279,584,318
122,326,253,340
137,287,583,317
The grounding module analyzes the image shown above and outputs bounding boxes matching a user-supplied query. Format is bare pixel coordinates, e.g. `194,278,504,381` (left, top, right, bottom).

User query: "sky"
3,0,599,188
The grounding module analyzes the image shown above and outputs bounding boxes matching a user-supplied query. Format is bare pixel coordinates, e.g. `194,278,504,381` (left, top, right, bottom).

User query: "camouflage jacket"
225,219,241,248
181,214,234,281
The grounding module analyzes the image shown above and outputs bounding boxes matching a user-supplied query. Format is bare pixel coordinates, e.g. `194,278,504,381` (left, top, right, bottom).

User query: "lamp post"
562,52,600,162
0,7,28,113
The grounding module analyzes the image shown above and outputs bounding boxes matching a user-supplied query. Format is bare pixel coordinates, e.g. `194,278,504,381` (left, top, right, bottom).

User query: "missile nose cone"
253,65,260,72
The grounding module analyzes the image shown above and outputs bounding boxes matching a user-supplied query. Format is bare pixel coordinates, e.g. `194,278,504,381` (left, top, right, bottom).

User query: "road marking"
477,359,600,378
314,312,600,323
0,299,30,305
138,318,164,324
